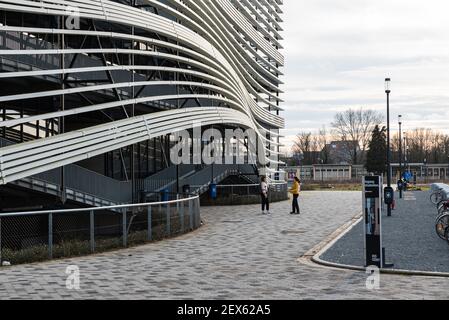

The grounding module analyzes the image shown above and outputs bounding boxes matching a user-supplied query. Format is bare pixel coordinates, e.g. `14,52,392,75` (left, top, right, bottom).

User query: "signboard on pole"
363,176,383,268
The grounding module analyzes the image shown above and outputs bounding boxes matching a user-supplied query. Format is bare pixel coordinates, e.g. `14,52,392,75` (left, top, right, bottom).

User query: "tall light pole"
403,132,407,168
385,78,392,216
424,157,427,184
398,115,403,199
404,132,410,175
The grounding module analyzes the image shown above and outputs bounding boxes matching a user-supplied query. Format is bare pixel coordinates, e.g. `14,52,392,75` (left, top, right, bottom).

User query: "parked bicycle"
435,212,449,240
437,200,449,216
432,184,449,240
431,189,444,205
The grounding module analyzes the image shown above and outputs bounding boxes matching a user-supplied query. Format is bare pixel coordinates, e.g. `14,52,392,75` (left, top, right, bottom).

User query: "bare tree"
317,126,330,164
293,131,313,165
399,128,449,164
331,108,383,164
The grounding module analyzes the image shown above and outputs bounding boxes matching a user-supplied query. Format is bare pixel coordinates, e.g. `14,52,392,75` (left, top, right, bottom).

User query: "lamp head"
385,78,391,93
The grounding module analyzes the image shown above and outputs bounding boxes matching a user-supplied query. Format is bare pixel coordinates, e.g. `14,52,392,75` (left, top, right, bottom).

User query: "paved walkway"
1,191,449,299
320,191,449,273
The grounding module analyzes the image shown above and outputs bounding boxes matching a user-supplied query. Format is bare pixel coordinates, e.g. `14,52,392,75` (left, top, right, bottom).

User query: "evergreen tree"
365,125,387,175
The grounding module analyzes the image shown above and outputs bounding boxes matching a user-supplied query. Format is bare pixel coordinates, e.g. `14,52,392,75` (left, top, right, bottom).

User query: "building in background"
0,0,284,210
282,163,449,183
326,140,360,165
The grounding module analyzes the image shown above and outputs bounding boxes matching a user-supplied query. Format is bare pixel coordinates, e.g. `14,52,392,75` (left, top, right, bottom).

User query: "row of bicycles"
432,184,449,241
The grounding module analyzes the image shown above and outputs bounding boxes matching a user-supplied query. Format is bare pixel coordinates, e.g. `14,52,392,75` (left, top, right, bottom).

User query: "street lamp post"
385,78,392,217
403,132,407,169
424,157,427,184
398,115,403,199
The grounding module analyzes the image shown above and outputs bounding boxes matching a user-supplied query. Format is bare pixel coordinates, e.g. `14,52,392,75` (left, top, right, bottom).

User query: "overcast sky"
280,0,449,152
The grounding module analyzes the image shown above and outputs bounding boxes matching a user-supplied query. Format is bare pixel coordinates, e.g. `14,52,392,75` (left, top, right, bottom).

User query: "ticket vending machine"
363,176,383,268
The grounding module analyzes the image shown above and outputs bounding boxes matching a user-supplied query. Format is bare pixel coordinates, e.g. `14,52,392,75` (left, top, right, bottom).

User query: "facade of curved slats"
0,0,283,206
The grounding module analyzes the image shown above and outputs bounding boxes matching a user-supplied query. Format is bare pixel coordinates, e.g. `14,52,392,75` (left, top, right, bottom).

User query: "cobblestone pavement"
1,191,449,300
320,191,449,273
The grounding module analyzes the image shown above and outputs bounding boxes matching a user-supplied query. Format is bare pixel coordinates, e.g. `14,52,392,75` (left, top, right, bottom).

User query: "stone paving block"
1,191,449,299
320,191,449,273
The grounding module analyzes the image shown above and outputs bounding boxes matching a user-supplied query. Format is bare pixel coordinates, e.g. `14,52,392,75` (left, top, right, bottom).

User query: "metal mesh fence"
202,183,288,205
0,214,49,264
0,196,201,266
52,212,90,259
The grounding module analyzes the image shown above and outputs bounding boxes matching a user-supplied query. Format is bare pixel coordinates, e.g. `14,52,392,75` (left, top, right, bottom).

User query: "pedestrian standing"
289,177,300,215
260,176,270,215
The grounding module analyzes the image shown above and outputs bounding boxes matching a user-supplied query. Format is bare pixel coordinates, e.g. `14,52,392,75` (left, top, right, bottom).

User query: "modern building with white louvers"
0,0,284,209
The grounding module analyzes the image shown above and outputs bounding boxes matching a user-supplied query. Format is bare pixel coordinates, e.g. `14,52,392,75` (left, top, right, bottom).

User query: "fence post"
90,210,95,253
48,212,53,259
147,206,152,241
189,198,193,230
0,217,2,265
180,200,185,233
196,197,201,227
122,209,127,247
166,203,171,236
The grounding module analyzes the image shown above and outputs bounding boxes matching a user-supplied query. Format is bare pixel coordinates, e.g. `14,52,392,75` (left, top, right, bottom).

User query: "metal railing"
137,165,198,194
0,195,201,266
1,137,133,205
183,165,240,195
213,182,288,195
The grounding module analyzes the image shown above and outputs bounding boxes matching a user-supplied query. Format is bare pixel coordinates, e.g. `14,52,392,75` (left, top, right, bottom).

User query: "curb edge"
301,213,449,278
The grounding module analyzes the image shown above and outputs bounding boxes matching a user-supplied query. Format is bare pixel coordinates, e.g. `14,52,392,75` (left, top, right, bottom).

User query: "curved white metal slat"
0,1,284,114
146,0,284,94
0,0,284,183
214,0,283,64
0,0,282,120
160,0,284,119
232,0,283,41
9,0,284,112
0,108,260,183
150,0,283,77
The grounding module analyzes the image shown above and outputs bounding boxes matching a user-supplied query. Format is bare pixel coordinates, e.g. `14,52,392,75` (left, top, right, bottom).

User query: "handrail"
0,195,199,217
214,182,287,188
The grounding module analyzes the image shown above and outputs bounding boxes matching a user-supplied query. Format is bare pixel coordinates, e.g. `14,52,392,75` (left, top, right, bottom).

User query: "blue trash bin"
209,184,217,200
160,188,169,202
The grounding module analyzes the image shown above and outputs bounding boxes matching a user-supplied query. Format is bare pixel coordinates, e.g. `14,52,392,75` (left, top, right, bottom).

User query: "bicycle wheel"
445,227,449,245
435,213,449,240
430,191,441,205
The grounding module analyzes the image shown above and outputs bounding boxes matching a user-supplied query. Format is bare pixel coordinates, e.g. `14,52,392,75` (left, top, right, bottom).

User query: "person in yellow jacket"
289,177,301,215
